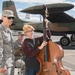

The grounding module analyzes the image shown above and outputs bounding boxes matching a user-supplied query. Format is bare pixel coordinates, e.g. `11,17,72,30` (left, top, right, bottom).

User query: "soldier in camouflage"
14,32,24,61
0,10,15,75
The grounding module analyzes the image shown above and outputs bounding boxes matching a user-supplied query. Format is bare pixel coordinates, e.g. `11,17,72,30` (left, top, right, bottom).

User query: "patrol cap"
2,10,15,17
18,32,24,36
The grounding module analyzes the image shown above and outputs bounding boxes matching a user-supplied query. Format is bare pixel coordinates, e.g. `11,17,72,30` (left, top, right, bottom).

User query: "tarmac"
62,50,75,75
13,32,75,75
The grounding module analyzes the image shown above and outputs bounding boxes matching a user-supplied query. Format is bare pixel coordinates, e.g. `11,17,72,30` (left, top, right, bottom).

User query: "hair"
23,24,35,34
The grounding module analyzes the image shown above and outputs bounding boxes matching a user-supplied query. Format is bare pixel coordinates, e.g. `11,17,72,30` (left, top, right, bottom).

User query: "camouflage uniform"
0,24,14,75
14,32,24,61
14,39,22,60
14,38,25,65
14,36,25,75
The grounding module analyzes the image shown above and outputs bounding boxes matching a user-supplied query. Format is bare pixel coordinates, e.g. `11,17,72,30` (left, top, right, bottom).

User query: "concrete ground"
62,50,75,75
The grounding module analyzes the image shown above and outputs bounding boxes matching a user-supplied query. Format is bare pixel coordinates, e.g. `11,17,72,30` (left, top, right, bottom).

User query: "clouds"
14,0,75,7
14,0,65,3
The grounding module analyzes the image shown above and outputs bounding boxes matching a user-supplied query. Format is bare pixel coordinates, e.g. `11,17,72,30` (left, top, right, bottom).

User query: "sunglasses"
7,17,14,20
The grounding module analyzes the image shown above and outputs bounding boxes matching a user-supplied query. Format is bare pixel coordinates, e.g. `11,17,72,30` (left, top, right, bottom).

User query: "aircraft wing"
20,3,75,23
20,3,74,14
47,12,75,23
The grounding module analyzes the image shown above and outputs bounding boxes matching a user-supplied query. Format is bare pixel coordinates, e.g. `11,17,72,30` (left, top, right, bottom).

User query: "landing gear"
60,36,70,46
70,34,75,42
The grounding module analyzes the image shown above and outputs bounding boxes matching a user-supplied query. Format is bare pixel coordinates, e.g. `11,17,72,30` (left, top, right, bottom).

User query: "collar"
1,23,12,34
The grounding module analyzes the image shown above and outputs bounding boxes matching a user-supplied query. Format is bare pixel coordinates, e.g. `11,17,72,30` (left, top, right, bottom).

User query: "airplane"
20,3,75,46
1,0,75,46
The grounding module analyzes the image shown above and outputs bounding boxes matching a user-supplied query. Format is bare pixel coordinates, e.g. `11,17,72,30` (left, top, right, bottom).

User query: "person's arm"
22,40,40,58
14,40,22,56
46,27,51,40
0,31,7,73
39,19,51,41
45,19,51,40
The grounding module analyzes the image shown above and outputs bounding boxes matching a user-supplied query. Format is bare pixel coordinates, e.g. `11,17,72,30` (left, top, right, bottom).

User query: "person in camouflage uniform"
14,32,25,74
14,32,24,61
0,10,15,75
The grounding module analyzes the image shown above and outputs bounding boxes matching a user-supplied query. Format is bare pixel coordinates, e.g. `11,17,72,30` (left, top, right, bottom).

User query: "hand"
0,68,7,73
38,41,47,50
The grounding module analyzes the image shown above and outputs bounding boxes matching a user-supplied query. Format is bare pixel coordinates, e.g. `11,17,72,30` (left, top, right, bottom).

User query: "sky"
0,0,75,22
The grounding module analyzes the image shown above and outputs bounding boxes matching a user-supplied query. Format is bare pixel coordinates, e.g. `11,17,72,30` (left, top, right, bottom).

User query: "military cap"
2,10,15,17
18,32,24,36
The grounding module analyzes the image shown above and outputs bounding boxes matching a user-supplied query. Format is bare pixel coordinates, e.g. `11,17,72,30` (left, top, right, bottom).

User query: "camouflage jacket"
0,23,14,68
14,39,24,57
14,39,22,56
